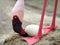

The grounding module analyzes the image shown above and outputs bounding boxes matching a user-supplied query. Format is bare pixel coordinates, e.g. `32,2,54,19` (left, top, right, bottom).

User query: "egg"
25,24,44,36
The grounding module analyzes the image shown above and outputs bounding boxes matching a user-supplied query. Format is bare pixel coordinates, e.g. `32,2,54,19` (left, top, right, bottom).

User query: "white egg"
25,24,44,36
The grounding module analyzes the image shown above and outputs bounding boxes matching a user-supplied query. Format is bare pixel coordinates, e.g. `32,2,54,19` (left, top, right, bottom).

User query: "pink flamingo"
12,0,58,45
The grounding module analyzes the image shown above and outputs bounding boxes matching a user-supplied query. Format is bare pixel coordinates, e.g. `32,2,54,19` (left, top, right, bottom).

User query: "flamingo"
12,0,58,45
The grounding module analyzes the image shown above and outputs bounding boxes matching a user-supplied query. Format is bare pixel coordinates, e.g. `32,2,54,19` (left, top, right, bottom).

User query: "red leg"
43,0,58,35
37,0,47,37
51,0,58,30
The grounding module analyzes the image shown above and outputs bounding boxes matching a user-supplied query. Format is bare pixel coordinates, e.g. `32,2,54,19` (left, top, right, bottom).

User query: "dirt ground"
0,0,60,45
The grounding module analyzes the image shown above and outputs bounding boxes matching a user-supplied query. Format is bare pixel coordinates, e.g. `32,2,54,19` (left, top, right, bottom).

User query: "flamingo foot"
22,36,40,45
43,26,56,35
21,26,56,45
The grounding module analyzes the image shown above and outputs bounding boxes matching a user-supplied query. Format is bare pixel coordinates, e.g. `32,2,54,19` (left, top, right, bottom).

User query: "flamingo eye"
13,16,17,19
14,16,17,19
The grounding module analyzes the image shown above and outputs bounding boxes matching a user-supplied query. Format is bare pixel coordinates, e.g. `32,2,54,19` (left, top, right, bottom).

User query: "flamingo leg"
37,0,47,37
43,0,58,35
21,0,58,45
51,0,58,30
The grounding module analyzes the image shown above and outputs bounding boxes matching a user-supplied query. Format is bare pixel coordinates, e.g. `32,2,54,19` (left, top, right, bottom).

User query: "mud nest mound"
3,28,60,45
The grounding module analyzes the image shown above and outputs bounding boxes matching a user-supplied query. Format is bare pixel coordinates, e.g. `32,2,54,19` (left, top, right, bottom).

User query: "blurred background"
0,0,60,45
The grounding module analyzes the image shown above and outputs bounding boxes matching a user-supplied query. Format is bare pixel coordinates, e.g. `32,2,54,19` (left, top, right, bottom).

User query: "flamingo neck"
12,0,24,15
